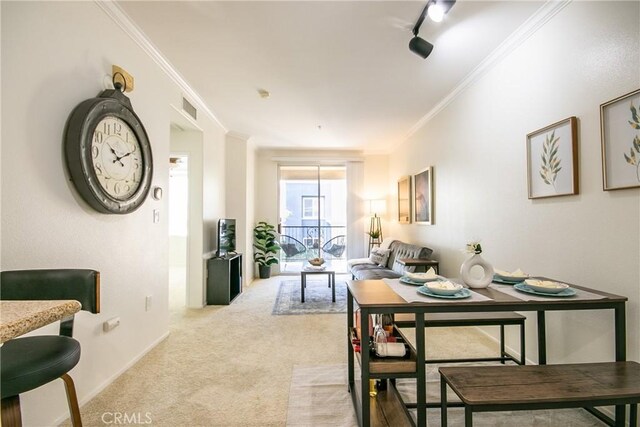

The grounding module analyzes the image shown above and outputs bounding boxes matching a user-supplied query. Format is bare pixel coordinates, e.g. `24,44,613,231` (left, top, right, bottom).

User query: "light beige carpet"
286,363,603,427
71,276,606,426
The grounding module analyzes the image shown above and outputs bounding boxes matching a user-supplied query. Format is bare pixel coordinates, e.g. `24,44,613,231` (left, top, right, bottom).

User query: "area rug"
286,364,357,427
286,364,603,426
272,280,347,315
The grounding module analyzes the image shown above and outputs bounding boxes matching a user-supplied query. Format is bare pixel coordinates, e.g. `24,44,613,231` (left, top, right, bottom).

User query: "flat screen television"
216,218,236,257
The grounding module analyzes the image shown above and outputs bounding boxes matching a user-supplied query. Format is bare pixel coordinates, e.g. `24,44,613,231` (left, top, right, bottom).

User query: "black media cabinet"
206,253,242,305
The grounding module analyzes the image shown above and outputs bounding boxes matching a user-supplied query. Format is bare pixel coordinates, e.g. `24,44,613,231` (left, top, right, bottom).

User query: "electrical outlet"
103,317,120,332
153,210,160,223
145,295,152,311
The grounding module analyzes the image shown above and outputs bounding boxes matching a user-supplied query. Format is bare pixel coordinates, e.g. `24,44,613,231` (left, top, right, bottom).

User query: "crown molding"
405,0,572,141
95,0,227,132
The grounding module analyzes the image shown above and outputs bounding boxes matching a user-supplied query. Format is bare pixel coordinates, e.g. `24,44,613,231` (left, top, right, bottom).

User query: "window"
302,196,325,219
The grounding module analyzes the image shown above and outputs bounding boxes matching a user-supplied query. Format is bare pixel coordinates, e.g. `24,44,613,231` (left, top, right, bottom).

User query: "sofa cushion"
369,247,391,267
350,263,403,280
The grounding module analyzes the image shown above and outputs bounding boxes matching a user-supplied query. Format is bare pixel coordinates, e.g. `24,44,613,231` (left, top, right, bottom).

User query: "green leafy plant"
253,221,281,267
465,241,482,255
367,230,381,239
624,101,640,182
539,130,561,190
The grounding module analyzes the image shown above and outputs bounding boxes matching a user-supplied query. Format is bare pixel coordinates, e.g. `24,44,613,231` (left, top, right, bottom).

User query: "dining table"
0,300,82,343
346,277,628,427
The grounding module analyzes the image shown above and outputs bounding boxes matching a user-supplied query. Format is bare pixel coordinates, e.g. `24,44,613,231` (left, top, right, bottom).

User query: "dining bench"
439,361,640,427
394,311,526,365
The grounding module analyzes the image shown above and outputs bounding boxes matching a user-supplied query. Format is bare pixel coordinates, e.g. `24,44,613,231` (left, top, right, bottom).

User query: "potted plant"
253,221,280,279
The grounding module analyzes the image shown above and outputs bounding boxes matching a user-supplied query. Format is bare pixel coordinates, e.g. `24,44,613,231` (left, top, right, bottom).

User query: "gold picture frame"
600,88,640,191
526,117,579,199
413,167,433,225
397,176,411,224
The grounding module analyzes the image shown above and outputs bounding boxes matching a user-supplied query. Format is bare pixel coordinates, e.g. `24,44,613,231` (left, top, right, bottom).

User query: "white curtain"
346,161,365,259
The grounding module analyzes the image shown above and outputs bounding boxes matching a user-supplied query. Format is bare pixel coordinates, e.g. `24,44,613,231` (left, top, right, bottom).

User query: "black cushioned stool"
1,269,100,427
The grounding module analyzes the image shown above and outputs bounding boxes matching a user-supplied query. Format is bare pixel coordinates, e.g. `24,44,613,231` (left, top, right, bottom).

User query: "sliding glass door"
279,165,347,273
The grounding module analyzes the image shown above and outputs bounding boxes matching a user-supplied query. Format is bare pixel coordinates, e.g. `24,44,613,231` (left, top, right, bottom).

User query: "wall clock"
64,82,153,214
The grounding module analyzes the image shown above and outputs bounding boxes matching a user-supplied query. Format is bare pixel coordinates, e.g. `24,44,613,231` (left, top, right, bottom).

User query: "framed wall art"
397,176,411,224
526,117,578,199
413,167,433,225
600,88,640,191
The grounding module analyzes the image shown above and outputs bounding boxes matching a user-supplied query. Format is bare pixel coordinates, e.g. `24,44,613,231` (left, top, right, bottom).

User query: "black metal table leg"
500,325,505,364
615,304,627,425
537,310,546,365
331,273,335,302
465,406,473,427
361,309,370,427
441,375,448,427
301,273,305,303
520,319,526,365
416,314,426,427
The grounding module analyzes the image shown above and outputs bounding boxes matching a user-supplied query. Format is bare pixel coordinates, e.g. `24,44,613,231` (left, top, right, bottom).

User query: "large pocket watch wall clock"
64,74,153,214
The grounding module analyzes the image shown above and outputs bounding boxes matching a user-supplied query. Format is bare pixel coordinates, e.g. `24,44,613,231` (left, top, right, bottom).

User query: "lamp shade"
409,36,434,59
368,199,386,215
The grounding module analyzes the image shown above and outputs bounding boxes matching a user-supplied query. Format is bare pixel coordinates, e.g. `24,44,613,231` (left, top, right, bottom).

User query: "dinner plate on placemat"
417,286,471,299
492,277,525,285
400,276,438,286
514,282,577,297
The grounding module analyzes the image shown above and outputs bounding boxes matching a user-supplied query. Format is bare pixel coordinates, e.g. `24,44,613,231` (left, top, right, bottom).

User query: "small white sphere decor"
460,242,494,289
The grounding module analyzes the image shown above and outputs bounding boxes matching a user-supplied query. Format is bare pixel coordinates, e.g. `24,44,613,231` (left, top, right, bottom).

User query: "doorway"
278,165,347,273
168,155,189,310
169,107,205,308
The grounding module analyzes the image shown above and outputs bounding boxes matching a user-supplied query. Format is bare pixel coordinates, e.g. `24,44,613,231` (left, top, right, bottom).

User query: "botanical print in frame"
398,176,411,224
526,117,578,199
600,88,640,191
413,167,433,225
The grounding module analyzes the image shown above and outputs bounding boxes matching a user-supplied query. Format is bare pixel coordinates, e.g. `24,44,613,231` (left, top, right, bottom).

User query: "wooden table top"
0,300,81,343
347,279,627,311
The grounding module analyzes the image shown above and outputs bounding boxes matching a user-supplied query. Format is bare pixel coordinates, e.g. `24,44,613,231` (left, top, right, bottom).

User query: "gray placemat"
382,278,493,303
490,283,606,301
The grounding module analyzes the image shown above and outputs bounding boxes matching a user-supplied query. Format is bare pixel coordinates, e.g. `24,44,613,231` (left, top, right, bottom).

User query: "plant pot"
258,264,271,279
460,253,494,288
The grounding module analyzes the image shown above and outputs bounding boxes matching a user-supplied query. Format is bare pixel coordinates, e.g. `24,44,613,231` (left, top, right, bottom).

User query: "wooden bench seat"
439,361,640,427
394,312,526,365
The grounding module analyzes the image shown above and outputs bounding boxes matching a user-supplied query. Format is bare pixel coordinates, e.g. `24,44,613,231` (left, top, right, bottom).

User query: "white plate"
524,279,569,294
425,280,464,296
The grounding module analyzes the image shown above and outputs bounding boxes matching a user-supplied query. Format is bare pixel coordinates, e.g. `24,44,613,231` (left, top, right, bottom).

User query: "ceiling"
118,1,543,153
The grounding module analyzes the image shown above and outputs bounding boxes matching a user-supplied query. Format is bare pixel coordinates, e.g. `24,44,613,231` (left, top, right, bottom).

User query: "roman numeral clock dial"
64,85,153,214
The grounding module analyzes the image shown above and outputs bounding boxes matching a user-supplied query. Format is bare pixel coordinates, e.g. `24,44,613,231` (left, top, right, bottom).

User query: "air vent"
182,97,197,120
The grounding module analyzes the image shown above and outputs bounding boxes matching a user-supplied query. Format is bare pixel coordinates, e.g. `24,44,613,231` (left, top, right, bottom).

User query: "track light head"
409,36,434,59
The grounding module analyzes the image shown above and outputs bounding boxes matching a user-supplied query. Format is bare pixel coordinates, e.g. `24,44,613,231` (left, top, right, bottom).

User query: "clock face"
91,116,143,200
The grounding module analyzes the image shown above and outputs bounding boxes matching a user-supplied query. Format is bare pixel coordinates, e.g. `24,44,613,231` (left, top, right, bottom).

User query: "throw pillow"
369,248,391,267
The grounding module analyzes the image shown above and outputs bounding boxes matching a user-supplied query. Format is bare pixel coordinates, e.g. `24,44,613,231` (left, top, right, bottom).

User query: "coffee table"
300,268,336,303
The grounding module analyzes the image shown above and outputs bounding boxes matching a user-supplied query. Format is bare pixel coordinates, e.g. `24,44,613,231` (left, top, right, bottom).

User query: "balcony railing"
279,225,346,260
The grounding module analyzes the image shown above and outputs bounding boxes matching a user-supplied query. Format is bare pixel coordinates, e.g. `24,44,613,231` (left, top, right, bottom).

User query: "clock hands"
107,143,133,166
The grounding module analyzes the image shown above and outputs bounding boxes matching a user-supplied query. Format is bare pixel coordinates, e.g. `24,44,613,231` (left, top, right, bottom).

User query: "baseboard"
53,331,171,426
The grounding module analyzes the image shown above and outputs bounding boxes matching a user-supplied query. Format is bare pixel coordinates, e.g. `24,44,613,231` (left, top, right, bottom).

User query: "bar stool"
0,269,100,427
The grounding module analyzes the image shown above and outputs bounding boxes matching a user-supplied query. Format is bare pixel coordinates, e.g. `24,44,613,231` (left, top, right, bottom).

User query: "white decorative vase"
460,253,494,289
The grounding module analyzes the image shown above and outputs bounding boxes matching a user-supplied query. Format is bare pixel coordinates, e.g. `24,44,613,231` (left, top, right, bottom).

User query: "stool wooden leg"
61,373,83,427
1,395,22,427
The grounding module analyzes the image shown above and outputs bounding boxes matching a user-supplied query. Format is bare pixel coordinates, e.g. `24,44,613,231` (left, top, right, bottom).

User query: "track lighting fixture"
409,0,456,59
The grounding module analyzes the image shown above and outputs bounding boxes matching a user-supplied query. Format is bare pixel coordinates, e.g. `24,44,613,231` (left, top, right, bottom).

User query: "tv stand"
206,253,242,305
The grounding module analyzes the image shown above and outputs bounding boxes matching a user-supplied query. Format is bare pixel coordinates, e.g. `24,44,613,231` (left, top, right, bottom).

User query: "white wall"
388,1,640,364
0,2,225,425
225,133,256,282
